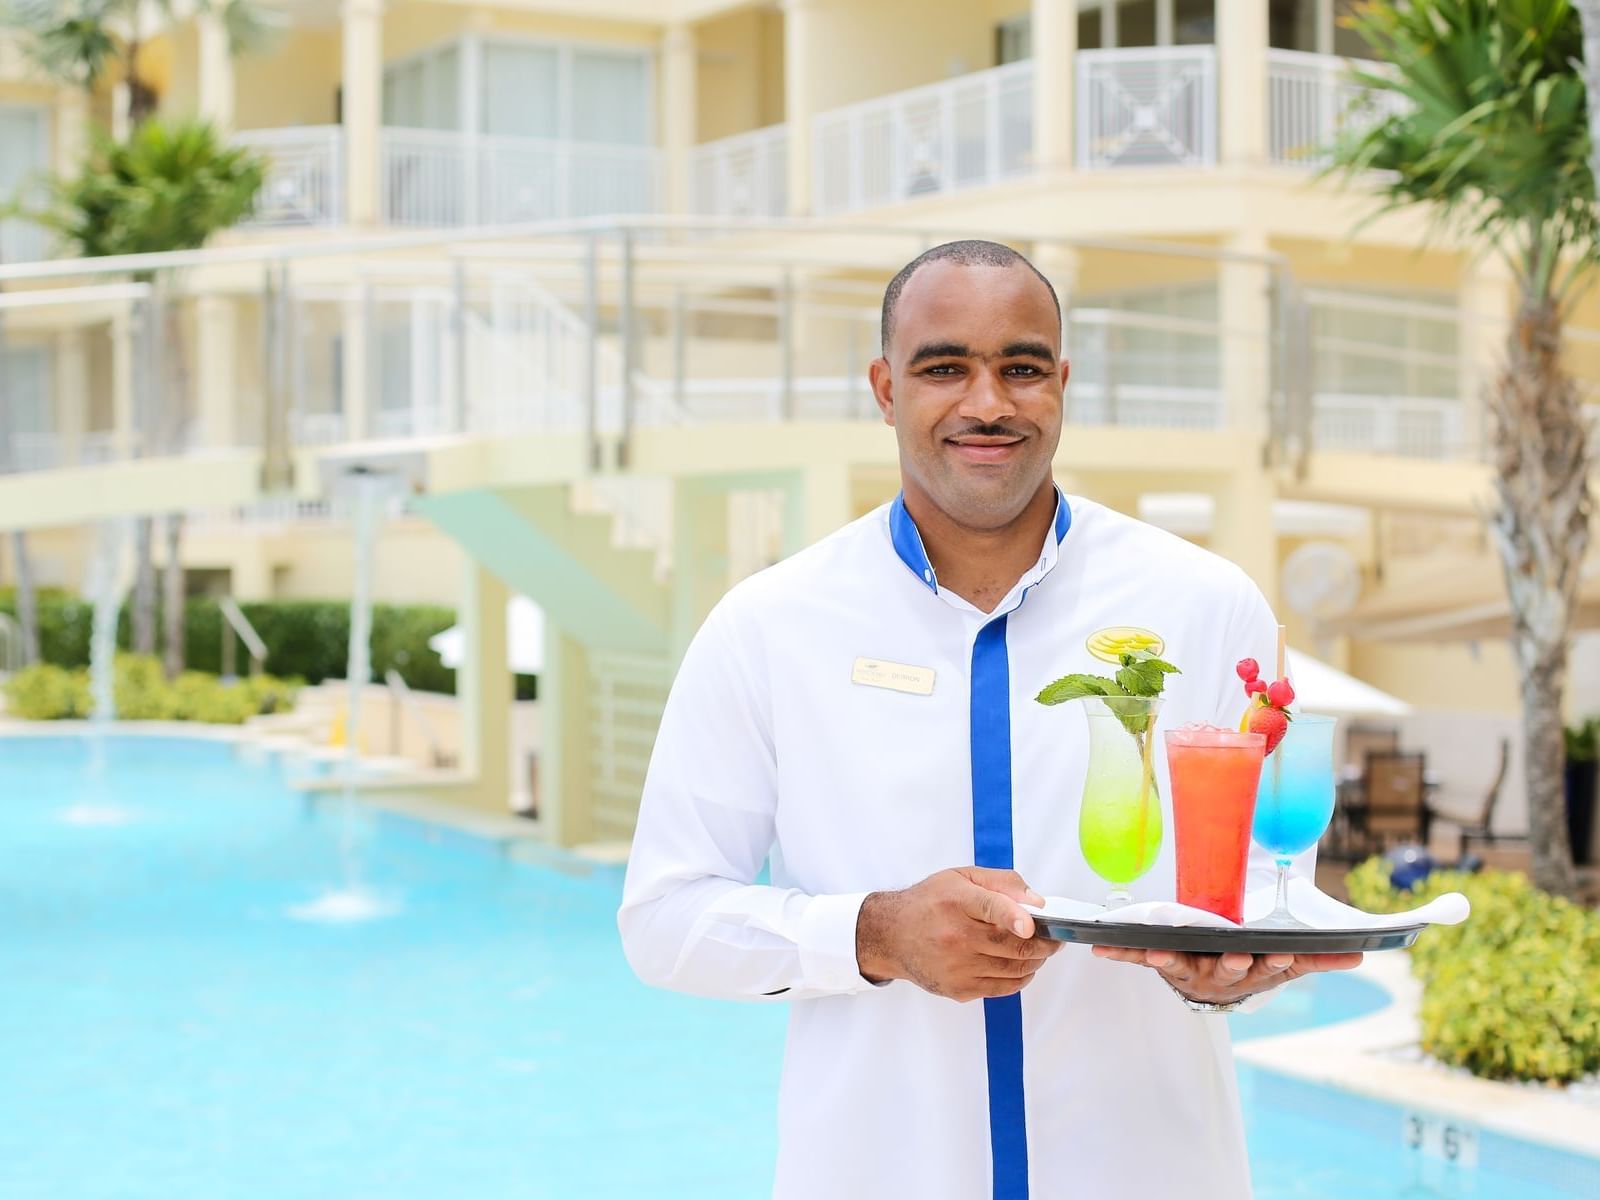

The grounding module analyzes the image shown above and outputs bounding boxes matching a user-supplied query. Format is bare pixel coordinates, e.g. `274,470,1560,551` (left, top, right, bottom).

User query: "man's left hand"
1090,946,1364,1005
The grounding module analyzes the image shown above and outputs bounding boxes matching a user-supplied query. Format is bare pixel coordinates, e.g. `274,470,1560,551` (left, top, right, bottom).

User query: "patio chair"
1343,723,1400,776
1358,751,1430,853
1446,737,1522,862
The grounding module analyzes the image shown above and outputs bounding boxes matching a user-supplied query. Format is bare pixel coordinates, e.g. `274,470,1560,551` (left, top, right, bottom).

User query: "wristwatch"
1165,978,1246,1014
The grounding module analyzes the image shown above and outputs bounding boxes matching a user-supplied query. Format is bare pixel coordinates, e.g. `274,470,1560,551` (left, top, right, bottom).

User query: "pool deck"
1235,951,1600,1160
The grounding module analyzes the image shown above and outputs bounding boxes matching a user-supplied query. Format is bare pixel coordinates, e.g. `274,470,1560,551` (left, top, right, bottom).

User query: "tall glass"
1166,726,1267,924
1250,714,1337,929
1078,696,1163,908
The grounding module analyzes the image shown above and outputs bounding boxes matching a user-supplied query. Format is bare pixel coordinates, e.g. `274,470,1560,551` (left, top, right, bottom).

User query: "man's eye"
924,364,960,376
1005,364,1043,377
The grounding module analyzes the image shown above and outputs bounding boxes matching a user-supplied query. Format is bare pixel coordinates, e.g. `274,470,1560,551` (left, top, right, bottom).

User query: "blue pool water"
1,734,1593,1200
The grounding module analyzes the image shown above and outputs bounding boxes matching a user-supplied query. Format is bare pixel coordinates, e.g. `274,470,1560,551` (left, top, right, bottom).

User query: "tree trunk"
131,516,156,654
162,513,185,679
9,531,40,666
1488,297,1592,898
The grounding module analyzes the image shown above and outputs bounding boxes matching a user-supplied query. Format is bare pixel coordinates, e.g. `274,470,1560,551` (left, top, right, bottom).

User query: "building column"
457,560,512,814
540,624,595,847
662,23,697,215
671,478,730,659
1032,0,1078,173
195,295,237,448
782,0,817,216
1457,256,1512,462
1215,228,1278,606
111,309,136,460
1211,470,1278,609
783,461,851,555
1218,0,1269,167
54,329,89,464
342,0,385,226
53,87,87,171
197,9,235,132
341,282,373,441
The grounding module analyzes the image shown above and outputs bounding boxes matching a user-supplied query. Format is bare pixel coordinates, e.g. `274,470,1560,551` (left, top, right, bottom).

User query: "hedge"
1347,858,1600,1083
4,655,299,724
0,590,535,698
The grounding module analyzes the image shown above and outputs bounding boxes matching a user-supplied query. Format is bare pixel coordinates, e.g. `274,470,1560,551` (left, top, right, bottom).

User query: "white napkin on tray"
1023,876,1469,931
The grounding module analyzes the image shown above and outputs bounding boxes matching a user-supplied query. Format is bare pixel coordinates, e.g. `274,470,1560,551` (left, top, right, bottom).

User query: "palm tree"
31,120,266,678
2,0,273,674
1332,0,1596,898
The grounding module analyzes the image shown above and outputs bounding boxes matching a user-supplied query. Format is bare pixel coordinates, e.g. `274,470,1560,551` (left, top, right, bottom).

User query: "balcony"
691,125,788,221
813,61,1033,216
235,126,345,228
807,48,1392,216
381,130,662,228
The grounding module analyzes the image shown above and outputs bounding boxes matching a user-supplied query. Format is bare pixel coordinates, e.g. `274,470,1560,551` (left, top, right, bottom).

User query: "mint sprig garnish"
1035,650,1180,739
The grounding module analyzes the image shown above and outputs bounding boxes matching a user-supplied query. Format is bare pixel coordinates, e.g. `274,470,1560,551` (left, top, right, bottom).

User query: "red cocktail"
1165,725,1267,924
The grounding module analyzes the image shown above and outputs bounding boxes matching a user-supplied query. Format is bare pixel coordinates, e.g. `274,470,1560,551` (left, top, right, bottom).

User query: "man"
619,241,1361,1199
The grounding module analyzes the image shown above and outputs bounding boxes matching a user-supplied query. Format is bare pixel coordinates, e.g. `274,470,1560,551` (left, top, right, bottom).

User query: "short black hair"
880,239,1061,353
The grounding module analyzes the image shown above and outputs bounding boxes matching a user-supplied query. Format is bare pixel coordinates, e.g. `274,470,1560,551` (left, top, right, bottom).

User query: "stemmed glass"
1250,713,1337,928
1077,696,1163,909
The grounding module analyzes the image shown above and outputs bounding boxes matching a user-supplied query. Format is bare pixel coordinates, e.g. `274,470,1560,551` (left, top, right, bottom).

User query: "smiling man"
619,240,1360,1199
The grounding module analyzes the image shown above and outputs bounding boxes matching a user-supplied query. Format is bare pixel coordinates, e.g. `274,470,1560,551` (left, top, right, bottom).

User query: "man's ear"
1058,357,1071,390
869,357,895,427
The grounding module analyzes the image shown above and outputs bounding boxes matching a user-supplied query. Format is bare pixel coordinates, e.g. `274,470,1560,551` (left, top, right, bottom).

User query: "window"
1269,0,1318,51
383,37,652,147
0,105,48,261
1172,0,1214,45
2,343,52,434
1311,291,1457,399
996,14,1031,66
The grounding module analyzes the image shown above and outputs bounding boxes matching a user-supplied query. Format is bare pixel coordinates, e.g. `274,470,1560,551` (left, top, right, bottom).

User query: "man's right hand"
854,867,1062,1001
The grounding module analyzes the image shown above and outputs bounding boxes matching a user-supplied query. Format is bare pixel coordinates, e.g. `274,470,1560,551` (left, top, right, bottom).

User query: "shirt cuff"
796,891,878,995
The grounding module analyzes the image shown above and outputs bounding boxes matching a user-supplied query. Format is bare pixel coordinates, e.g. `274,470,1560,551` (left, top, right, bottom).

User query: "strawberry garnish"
1267,678,1295,709
1248,703,1290,756
1236,658,1260,683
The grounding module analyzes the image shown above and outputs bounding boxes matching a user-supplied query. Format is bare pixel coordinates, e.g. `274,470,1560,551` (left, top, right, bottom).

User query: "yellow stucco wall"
234,30,343,130
695,6,784,143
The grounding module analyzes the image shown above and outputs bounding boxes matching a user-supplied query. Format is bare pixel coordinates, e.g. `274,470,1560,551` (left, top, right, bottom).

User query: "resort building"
2,0,1597,852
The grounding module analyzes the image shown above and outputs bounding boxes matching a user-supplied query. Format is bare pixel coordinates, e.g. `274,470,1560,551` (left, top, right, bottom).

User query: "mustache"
946,423,1029,439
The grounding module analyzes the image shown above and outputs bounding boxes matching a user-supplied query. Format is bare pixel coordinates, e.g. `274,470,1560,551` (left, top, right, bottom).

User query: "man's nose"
958,367,1016,421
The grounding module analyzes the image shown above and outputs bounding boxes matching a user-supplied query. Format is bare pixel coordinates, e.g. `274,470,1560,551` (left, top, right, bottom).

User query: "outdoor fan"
1281,541,1363,656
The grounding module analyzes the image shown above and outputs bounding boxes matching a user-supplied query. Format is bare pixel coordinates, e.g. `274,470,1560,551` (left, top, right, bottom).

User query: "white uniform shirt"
619,492,1304,1200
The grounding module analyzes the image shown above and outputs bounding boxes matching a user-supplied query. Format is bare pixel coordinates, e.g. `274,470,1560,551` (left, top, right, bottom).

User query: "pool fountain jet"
290,466,409,924
64,519,137,828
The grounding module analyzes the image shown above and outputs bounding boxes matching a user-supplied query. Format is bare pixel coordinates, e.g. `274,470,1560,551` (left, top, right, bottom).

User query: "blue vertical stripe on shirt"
971,615,1028,1200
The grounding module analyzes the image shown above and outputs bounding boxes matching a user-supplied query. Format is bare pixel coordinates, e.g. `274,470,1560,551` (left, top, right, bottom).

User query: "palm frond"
1330,0,1599,303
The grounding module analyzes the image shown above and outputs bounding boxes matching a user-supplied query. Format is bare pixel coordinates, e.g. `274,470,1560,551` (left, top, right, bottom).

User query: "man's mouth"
946,433,1026,464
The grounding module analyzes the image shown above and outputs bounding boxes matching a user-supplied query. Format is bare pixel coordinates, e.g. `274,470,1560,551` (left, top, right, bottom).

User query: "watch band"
1165,978,1245,1014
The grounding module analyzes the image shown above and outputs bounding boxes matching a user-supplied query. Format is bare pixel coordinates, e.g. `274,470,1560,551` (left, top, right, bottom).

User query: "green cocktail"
1077,695,1163,906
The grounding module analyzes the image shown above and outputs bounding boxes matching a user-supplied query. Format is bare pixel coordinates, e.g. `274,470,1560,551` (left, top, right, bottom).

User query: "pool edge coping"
1234,950,1600,1162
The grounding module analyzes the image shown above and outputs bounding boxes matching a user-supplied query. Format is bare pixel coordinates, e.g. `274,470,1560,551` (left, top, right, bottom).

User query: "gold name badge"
851,657,936,696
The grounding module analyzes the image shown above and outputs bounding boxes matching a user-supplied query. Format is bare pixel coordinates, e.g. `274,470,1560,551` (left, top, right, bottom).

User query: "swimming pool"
0,734,1592,1199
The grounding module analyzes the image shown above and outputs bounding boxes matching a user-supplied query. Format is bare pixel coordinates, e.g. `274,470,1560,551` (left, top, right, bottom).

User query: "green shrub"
0,591,488,694
2,662,90,719
1,654,300,726
1349,858,1600,1082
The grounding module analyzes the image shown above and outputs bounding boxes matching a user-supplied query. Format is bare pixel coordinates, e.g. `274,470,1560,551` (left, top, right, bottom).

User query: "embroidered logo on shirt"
1086,626,1166,664
851,657,936,696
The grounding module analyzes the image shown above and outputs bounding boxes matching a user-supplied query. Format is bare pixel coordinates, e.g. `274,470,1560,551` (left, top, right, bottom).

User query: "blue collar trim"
889,487,1072,594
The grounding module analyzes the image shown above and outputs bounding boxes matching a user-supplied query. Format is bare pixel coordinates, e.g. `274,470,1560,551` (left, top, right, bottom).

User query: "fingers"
1285,952,1364,977
955,876,1035,938
978,924,1061,959
956,866,1047,909
975,952,1049,978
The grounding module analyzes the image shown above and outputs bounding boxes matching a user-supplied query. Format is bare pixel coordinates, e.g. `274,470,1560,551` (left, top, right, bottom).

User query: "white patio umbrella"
428,595,546,675
1284,648,1412,718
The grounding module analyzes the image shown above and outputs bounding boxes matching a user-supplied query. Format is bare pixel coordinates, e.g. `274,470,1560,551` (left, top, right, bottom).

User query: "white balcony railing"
0,220,51,263
1312,394,1465,460
691,124,789,219
812,60,1034,216
1267,49,1404,168
1077,46,1217,170
235,126,345,228
381,128,662,228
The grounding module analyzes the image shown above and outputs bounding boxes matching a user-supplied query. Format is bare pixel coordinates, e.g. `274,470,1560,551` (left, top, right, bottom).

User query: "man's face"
870,260,1067,531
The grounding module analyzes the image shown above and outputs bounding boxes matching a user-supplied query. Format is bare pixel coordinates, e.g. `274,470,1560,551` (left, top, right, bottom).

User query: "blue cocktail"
1250,713,1337,928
